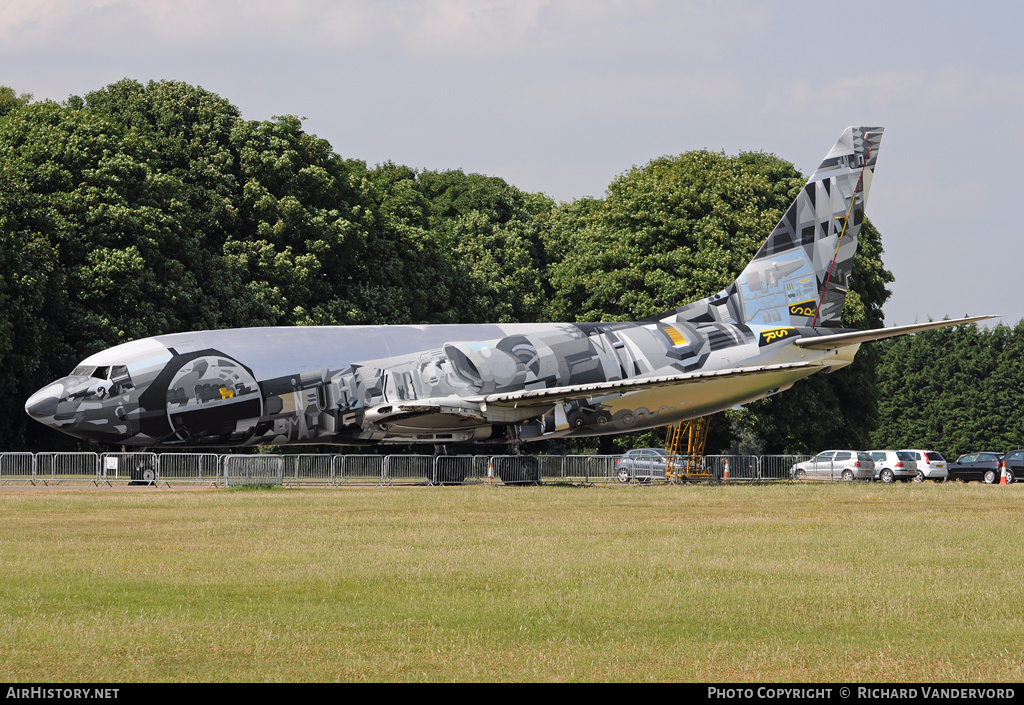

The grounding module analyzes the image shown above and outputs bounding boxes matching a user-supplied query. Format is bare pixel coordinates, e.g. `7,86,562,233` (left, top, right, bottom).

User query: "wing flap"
467,361,818,408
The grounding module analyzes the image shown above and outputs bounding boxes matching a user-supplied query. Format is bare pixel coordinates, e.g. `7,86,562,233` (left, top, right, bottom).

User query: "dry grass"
0,482,1021,682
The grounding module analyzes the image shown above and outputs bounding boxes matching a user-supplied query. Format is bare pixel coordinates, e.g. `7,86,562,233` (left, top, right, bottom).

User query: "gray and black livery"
25,127,994,447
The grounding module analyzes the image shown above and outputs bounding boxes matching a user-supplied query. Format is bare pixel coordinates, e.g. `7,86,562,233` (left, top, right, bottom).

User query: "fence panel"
35,453,99,484
0,453,35,485
535,455,566,481
224,455,284,486
759,455,811,481
286,454,334,485
337,455,384,485
384,455,433,485
487,455,542,485
704,455,759,482
560,455,621,483
465,455,492,483
429,456,479,485
100,452,159,485
159,453,222,485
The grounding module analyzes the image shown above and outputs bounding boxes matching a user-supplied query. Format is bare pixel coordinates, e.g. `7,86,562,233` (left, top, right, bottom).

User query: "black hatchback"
1000,450,1024,483
947,452,1005,483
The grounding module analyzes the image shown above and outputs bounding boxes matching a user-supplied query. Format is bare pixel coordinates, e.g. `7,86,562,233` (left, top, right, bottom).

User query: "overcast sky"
3,0,1022,327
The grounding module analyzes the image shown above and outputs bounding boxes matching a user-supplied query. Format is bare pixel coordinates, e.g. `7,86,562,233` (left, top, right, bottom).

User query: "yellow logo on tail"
789,300,817,318
759,328,796,347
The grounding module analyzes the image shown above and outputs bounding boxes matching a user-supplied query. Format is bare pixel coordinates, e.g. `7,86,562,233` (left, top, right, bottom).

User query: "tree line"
1,78,1003,458
872,322,1024,460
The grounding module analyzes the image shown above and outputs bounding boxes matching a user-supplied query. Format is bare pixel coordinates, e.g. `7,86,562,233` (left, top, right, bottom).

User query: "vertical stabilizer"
660,126,883,331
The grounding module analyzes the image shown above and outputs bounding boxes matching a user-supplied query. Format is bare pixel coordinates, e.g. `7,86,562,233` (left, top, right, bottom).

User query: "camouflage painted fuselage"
25,319,853,447
31,126,928,448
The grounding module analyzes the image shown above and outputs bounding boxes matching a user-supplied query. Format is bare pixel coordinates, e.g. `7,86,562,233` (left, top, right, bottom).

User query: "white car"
868,450,918,483
791,450,875,481
901,449,948,482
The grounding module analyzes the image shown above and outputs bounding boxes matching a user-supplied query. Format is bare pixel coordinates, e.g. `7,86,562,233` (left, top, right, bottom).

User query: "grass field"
0,482,1021,682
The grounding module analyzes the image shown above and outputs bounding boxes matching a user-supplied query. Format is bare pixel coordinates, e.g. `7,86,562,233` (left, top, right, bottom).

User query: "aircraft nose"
25,381,65,422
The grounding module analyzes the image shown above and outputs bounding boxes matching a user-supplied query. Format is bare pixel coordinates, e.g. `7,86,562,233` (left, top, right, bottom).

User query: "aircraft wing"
467,361,818,408
794,315,999,350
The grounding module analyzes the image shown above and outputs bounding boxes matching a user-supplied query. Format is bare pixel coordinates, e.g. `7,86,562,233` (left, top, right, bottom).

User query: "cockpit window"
92,366,109,379
72,366,95,377
109,365,134,392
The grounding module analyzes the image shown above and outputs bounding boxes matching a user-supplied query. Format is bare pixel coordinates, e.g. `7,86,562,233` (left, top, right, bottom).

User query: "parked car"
901,449,949,482
946,452,1004,483
868,450,918,483
998,449,1024,483
790,450,875,481
615,448,671,482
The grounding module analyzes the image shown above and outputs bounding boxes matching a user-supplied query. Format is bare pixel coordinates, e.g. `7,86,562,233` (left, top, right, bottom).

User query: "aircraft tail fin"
660,126,884,330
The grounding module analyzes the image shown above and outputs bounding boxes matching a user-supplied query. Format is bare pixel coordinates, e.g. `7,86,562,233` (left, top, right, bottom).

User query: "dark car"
947,452,1004,483
999,450,1024,483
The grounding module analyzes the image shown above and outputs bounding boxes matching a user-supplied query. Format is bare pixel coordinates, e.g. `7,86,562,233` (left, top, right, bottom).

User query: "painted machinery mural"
25,127,994,448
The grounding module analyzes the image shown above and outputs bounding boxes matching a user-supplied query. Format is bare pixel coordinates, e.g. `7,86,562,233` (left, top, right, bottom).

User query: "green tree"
0,96,221,447
364,165,553,324
547,150,805,322
873,322,1024,459
0,86,31,117
416,169,552,323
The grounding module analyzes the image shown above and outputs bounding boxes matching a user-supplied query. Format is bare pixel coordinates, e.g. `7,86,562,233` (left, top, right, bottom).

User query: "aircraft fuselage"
24,320,853,447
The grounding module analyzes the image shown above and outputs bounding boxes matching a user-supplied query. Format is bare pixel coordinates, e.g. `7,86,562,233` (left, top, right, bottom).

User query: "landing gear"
129,456,156,486
495,427,540,485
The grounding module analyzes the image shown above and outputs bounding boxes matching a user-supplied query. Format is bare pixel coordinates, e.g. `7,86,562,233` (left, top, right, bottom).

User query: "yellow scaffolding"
664,416,712,483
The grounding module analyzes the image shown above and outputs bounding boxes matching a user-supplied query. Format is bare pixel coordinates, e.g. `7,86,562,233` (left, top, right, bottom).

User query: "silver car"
791,450,875,481
868,450,918,483
614,448,674,482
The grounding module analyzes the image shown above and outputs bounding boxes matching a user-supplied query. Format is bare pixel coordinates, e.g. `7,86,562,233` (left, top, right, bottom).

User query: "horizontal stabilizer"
794,315,999,350
468,361,818,408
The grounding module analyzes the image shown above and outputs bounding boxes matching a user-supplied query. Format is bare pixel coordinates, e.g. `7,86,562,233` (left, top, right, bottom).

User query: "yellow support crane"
664,416,712,483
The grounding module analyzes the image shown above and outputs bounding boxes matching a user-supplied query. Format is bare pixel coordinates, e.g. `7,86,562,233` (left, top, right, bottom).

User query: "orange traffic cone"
1000,462,1008,485
723,460,730,483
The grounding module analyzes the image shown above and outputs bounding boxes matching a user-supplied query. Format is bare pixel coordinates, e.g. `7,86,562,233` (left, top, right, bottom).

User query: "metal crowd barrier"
338,455,384,485
291,454,334,484
432,455,487,485
760,455,812,481
35,452,99,485
384,455,433,486
0,452,35,485
159,453,221,486
0,452,830,487
561,454,620,483
705,455,759,482
224,454,284,487
100,452,159,485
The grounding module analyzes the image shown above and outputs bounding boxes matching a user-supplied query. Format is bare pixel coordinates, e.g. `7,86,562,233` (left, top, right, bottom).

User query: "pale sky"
2,0,1022,327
